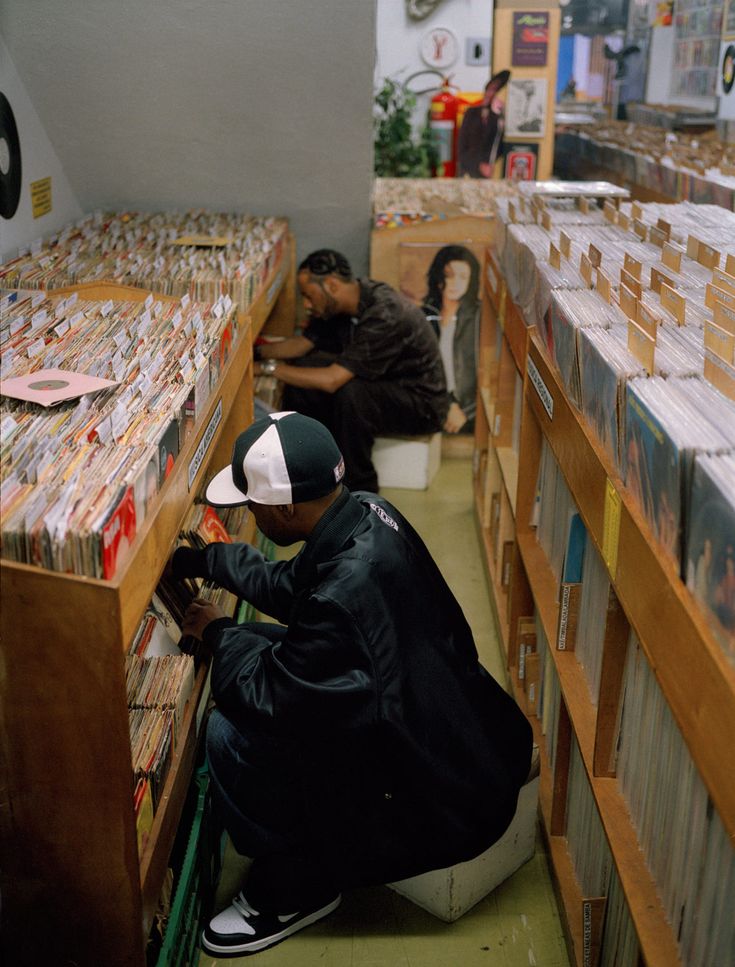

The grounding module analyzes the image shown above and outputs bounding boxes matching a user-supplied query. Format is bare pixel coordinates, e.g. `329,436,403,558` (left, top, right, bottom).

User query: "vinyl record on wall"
722,44,735,95
0,92,23,220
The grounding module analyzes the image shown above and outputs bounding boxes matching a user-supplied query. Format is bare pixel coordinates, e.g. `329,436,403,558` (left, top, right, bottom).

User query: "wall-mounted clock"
419,26,459,69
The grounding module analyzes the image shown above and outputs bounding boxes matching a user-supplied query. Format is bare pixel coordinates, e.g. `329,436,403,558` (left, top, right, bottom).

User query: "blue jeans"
205,622,337,911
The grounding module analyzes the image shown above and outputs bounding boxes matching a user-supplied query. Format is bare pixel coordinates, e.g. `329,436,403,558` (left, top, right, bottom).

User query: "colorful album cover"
624,386,682,565
102,485,137,580
686,454,735,666
157,417,180,486
198,506,232,544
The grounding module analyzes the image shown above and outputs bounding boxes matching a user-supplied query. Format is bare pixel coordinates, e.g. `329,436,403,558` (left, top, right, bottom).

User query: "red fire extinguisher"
429,77,460,178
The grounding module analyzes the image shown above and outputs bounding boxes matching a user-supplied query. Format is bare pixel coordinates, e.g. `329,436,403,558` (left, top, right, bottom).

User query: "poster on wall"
512,12,549,67
503,143,538,181
398,240,484,434
725,0,735,40
504,78,547,139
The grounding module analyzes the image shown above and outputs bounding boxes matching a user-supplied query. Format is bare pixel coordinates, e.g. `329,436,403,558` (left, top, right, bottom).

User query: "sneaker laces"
232,892,260,919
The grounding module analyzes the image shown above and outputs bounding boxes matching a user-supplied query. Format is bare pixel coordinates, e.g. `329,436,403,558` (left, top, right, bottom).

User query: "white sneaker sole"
202,894,342,956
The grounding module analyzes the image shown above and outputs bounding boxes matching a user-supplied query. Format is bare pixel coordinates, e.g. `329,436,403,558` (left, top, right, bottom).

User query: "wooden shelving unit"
0,240,294,967
473,244,735,966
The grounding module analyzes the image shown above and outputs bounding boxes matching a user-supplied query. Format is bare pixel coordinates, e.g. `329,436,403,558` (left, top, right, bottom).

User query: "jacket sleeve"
197,541,297,623
208,589,378,737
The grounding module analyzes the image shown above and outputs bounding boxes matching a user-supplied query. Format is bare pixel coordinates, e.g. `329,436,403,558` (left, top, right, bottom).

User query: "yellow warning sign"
602,478,621,579
30,177,52,219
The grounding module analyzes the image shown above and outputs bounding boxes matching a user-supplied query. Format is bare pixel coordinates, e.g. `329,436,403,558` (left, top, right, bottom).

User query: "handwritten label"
527,356,554,420
188,398,223,489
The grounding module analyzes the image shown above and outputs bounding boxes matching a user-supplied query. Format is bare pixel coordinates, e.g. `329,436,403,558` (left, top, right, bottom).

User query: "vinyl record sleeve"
0,367,119,406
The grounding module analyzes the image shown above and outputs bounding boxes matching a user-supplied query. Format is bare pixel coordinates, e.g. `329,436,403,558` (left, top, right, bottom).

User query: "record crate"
153,765,224,967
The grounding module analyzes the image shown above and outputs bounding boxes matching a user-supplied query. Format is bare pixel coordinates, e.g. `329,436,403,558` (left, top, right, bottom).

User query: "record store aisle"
200,457,570,967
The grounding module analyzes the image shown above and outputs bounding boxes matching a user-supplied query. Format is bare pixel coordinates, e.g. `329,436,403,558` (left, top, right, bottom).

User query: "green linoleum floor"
199,457,570,967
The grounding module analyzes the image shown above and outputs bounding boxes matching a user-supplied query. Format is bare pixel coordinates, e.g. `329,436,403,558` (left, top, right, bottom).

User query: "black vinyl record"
0,92,22,220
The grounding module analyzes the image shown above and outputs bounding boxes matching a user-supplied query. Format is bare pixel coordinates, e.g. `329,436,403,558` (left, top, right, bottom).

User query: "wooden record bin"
473,247,735,966
0,237,294,967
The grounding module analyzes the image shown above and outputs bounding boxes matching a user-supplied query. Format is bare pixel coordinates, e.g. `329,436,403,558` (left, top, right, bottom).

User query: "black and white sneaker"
202,890,342,956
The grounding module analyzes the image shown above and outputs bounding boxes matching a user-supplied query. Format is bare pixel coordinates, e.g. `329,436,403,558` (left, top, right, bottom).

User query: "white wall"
0,0,375,272
0,37,83,261
375,0,495,126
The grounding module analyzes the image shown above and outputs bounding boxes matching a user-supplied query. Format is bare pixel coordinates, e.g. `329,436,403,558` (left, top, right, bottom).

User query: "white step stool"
373,433,442,490
388,775,539,922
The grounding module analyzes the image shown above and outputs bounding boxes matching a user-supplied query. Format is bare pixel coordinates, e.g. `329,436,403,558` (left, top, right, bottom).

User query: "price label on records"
31,310,48,331
181,293,191,309
172,310,183,329
602,478,621,579
144,293,154,310
212,302,224,319
100,300,114,318
54,319,70,338
10,316,26,336
27,337,46,358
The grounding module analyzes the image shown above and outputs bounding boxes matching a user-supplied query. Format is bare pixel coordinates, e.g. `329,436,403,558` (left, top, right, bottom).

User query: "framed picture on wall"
725,0,735,40
504,78,547,139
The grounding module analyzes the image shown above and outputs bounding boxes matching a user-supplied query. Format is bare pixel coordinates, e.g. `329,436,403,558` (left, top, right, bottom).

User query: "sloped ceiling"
0,0,376,264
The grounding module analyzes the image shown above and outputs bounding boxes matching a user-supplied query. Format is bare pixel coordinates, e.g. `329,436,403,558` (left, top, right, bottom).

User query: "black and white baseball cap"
205,411,345,507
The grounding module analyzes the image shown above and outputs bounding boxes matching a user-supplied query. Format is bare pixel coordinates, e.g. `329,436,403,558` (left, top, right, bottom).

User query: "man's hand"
444,401,468,434
182,597,227,640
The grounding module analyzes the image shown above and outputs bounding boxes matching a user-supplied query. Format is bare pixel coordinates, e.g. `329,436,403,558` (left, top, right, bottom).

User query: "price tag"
559,232,571,259
602,478,621,579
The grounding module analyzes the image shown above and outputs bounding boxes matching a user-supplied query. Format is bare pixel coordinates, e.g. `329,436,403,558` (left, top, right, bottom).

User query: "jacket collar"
293,487,366,586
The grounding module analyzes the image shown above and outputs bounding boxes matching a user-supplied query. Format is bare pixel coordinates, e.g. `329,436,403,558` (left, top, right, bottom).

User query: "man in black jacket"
172,411,533,958
252,249,449,492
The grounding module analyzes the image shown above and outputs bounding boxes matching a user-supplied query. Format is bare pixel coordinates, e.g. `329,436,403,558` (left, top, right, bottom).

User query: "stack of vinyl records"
0,289,240,579
0,210,288,309
615,631,735,964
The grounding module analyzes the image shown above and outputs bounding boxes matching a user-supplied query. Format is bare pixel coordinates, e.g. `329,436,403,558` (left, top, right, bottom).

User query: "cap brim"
205,465,250,507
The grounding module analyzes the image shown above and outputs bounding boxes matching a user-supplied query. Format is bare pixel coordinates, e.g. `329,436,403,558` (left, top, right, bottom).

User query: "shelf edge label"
527,356,553,420
188,398,223,490
602,478,621,579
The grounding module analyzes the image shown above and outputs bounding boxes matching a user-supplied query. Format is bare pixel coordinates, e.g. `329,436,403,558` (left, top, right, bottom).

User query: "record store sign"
188,398,222,490
527,356,554,420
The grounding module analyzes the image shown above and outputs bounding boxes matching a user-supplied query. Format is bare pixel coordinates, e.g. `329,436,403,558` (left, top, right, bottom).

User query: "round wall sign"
420,27,459,69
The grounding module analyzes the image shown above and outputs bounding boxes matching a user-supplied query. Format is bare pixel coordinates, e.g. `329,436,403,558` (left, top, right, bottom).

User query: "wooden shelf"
513,533,682,967
496,446,519,517
0,246,294,966
474,481,511,658
474,244,732,966
523,334,735,840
